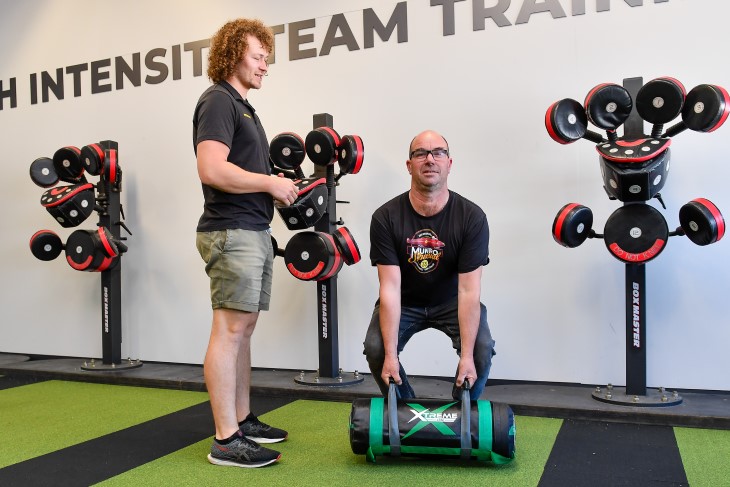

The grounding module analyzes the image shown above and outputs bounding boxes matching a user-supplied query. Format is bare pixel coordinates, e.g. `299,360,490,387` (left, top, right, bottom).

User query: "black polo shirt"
193,81,272,231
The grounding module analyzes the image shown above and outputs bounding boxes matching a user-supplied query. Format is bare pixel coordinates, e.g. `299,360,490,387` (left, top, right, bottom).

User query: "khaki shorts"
196,229,273,312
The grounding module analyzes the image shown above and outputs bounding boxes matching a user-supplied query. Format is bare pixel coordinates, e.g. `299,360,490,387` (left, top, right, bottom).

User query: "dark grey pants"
363,298,495,400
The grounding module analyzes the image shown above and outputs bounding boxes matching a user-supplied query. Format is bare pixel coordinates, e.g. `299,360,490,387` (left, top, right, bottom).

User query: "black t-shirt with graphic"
370,190,489,307
193,81,272,232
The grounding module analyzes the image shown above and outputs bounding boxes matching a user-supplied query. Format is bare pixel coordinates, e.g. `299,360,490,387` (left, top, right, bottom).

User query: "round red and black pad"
552,203,593,248
681,84,730,133
65,229,113,272
332,226,361,265
103,149,119,184
305,127,341,166
337,135,364,174
317,234,344,281
52,146,85,183
284,231,338,281
29,157,59,188
545,98,588,144
29,230,63,261
96,227,120,258
604,204,668,264
80,143,105,176
635,77,685,125
269,132,306,170
679,198,725,246
584,83,633,131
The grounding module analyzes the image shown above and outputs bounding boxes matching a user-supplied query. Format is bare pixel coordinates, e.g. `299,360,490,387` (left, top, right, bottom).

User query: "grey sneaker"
207,431,281,468
239,412,288,444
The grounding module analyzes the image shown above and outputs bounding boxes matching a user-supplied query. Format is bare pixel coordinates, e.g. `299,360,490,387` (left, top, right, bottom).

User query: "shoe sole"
245,435,288,444
207,453,280,468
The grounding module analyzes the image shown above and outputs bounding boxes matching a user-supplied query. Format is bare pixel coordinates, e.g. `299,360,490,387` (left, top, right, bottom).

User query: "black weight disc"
604,204,668,263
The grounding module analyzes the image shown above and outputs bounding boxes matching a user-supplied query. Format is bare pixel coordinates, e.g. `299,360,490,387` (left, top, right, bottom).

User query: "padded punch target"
40,183,95,228
584,83,633,131
269,132,306,170
604,204,668,264
29,230,63,261
276,177,328,230
52,146,85,183
65,227,121,272
636,77,686,125
284,231,340,281
337,135,364,175
80,143,105,176
305,127,341,166
552,203,593,248
545,98,589,144
29,157,59,188
679,198,725,246
333,226,361,265
682,84,730,133
103,148,119,184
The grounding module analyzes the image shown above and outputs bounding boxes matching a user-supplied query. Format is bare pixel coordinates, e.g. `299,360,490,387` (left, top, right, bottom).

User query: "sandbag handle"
387,379,401,457
460,378,473,460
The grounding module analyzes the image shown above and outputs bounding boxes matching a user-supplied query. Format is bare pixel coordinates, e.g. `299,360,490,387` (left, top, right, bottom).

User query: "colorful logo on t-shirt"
407,229,445,273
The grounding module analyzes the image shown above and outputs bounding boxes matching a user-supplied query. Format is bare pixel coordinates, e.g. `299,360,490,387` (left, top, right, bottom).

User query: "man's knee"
363,331,385,362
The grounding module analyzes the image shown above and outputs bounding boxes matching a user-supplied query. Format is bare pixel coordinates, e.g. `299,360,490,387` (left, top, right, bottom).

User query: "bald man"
363,130,496,400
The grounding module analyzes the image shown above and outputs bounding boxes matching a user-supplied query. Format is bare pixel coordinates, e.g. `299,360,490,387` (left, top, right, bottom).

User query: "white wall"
1,0,729,391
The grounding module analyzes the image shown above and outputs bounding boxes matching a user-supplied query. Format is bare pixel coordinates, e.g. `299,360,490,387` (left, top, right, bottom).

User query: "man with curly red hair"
193,18,297,468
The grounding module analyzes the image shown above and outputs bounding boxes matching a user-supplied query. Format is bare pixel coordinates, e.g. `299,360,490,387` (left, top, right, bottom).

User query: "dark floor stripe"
0,394,294,486
538,419,689,487
0,375,45,390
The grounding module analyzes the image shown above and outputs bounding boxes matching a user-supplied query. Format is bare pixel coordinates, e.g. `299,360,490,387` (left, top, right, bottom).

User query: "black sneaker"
207,431,281,468
239,412,288,444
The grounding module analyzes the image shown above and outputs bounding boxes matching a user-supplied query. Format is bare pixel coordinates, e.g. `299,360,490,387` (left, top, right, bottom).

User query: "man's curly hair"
207,18,274,83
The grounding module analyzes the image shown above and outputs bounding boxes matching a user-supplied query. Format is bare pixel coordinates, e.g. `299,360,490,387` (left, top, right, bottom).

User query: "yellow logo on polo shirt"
243,113,252,119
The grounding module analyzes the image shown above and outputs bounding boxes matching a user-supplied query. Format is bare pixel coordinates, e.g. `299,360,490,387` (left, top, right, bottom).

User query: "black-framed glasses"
409,148,449,161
